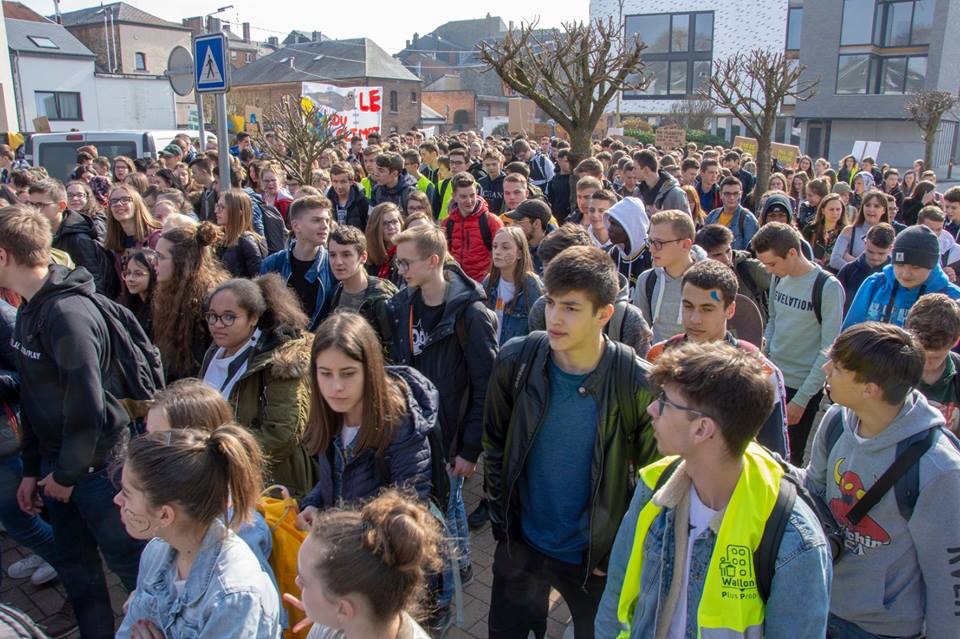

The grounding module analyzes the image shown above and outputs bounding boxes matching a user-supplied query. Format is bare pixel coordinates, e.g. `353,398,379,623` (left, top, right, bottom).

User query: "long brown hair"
365,202,403,266
219,188,255,247
812,193,848,240
105,184,161,252
488,226,536,314
304,312,406,457
681,184,705,227
852,190,891,227
149,378,234,432
152,221,229,376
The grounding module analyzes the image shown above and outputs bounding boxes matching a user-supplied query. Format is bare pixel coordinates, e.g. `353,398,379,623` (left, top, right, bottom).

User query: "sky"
20,0,590,53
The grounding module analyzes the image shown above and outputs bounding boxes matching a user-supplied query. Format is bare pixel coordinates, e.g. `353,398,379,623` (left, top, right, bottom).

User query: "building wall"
589,0,789,115
370,78,421,133
820,119,955,170
0,16,20,130
422,90,475,130
116,24,192,76
93,75,176,129
13,54,99,131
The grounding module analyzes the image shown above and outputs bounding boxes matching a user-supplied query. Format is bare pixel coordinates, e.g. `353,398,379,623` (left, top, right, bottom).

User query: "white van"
25,130,201,181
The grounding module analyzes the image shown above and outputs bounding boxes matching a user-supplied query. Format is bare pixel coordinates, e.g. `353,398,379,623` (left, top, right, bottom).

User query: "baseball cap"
159,143,183,158
506,199,552,227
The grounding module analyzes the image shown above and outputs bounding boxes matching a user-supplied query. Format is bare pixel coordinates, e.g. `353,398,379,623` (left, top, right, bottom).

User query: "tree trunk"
569,126,594,161
755,140,772,208
924,133,935,173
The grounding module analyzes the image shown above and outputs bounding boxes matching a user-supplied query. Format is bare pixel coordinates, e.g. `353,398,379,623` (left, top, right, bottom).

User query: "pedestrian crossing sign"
194,33,230,93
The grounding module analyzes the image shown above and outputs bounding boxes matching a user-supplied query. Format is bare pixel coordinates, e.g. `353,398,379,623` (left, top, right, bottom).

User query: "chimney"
267,36,278,47
312,30,322,42
509,20,514,31
406,39,411,49
242,22,250,42
207,17,221,33
413,32,419,45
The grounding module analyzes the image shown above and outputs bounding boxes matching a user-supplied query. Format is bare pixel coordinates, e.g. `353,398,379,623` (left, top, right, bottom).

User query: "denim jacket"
260,242,335,330
118,521,282,639
482,273,543,346
704,206,759,252
595,464,832,639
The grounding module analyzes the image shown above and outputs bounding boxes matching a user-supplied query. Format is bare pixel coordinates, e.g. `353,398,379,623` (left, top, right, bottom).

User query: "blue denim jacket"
482,273,543,346
595,465,832,639
260,242,335,330
117,521,282,639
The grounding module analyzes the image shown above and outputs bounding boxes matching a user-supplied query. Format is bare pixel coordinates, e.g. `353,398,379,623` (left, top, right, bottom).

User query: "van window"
38,141,137,182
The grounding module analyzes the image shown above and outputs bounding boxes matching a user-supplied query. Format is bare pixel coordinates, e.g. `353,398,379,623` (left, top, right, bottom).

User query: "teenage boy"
633,210,706,343
808,322,960,639
359,145,381,199
586,189,616,249
634,149,690,214
371,152,418,209
513,138,554,191
484,245,656,638
753,222,844,463
28,179,115,296
548,148,573,222
443,171,503,282
605,196,651,295
905,293,960,434
645,260,790,456
703,176,759,250
942,185,960,240
385,224,498,631
327,161,369,231
843,225,960,329
402,149,438,204
696,223,771,321
327,225,397,339
836,223,895,315
917,205,960,282
189,155,217,222
0,208,146,638
695,158,722,212
419,141,440,184
260,195,335,330
596,341,831,639
501,172,529,214
478,149,506,214
680,157,700,187
722,150,756,201
569,176,603,225
506,199,553,275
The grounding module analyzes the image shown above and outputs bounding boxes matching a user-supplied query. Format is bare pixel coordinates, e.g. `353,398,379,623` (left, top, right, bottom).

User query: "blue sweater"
843,263,960,329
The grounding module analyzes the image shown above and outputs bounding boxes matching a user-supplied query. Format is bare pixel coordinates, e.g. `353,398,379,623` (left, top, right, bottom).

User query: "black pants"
488,539,605,639
785,387,823,465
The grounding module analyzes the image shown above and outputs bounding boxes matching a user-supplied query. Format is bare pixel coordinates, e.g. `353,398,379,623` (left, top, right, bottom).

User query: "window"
230,50,237,60
134,52,146,71
624,11,714,99
244,52,253,63
836,54,872,94
410,91,418,103
786,7,803,50
389,90,398,113
836,53,926,94
881,55,927,93
35,91,81,121
841,0,876,45
842,0,934,47
27,36,58,49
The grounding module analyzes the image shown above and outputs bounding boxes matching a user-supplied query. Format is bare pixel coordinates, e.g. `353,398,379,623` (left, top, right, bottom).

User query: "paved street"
0,469,573,639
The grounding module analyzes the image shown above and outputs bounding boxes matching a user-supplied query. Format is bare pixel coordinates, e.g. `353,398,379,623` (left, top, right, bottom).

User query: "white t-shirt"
202,328,261,399
494,279,516,342
340,424,360,447
666,486,719,639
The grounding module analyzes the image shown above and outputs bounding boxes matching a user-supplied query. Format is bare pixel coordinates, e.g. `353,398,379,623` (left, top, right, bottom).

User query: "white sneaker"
29,560,57,585
6,554,46,580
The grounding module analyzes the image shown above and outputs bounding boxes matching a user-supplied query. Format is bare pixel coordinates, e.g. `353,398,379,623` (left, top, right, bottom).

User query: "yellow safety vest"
616,443,783,639
437,178,453,221
361,176,373,200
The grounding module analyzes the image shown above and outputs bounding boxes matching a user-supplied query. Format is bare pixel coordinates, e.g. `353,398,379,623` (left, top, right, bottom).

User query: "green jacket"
200,327,316,498
330,275,397,343
482,332,657,584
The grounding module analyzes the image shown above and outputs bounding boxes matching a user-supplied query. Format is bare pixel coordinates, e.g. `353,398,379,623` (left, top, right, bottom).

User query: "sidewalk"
0,470,573,639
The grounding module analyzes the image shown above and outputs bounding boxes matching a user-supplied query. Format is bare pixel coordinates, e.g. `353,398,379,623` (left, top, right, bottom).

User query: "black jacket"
13,266,131,485
53,210,114,297
482,333,657,582
330,275,397,342
548,173,572,222
217,232,266,278
384,263,498,462
371,171,418,210
478,173,505,214
327,183,369,230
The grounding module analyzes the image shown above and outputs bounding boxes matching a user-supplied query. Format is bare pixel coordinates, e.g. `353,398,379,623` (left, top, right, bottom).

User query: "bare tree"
905,91,959,171
254,95,345,186
478,18,647,158
666,97,715,131
702,50,819,195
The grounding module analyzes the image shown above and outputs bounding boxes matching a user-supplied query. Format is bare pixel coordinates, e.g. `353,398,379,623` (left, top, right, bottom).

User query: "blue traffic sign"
194,33,230,93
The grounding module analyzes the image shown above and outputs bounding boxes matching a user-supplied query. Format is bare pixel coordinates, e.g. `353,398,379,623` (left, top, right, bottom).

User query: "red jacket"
446,198,503,282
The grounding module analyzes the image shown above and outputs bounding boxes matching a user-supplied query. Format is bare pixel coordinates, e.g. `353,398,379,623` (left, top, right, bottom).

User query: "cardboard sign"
244,105,262,134
734,136,802,167
301,82,382,140
655,127,686,150
32,116,51,133
508,98,536,134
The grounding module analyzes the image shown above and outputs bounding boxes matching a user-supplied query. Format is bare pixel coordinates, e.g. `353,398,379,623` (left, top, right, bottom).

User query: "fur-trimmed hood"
246,328,313,380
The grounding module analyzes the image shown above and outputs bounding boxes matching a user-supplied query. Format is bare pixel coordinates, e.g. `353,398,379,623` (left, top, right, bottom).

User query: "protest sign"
301,82,382,140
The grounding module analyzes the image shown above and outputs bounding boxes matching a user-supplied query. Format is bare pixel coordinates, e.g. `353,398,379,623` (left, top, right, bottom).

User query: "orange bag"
256,486,309,639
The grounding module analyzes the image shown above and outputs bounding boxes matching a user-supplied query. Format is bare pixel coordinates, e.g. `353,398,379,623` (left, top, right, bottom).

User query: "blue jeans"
40,459,146,639
438,471,471,607
827,614,921,639
0,454,59,578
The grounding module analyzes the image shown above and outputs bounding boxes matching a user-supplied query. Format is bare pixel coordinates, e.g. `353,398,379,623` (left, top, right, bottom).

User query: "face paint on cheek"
123,506,153,534
710,291,721,303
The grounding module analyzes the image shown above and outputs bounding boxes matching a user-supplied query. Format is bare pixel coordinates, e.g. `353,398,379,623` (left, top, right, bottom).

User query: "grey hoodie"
805,393,960,639
631,245,708,343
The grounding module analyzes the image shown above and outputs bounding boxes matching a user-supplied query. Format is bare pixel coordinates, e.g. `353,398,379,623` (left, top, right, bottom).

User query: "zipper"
583,403,604,588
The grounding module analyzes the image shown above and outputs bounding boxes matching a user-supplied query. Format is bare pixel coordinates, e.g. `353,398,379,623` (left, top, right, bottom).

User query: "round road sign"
166,46,195,97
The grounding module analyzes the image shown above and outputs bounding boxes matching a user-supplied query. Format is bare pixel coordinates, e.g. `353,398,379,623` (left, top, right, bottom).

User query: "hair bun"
195,221,221,248
359,493,440,573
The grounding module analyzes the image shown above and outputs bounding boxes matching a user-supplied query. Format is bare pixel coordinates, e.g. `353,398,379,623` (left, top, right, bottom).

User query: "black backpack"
445,213,493,253
771,268,830,324
260,204,289,255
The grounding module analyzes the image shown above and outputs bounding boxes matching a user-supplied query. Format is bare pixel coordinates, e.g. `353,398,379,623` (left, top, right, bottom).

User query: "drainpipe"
109,9,118,72
102,12,112,72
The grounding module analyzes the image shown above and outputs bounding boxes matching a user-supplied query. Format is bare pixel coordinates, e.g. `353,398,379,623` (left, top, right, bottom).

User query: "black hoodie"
53,210,116,297
13,265,130,485
326,183,370,230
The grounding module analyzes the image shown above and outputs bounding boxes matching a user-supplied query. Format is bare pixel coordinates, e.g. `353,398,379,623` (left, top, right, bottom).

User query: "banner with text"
734,136,802,167
301,82,382,141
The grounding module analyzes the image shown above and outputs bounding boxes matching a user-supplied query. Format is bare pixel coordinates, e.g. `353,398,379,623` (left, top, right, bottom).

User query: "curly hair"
152,221,228,377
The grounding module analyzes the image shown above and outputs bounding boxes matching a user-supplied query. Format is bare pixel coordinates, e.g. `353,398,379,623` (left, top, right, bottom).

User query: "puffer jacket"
483,332,657,584
445,197,504,282
300,366,434,510
199,326,315,498
385,263,498,462
217,231,267,279
329,275,397,342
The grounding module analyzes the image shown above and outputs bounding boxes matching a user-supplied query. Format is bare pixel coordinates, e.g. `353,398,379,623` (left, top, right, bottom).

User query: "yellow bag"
256,486,309,639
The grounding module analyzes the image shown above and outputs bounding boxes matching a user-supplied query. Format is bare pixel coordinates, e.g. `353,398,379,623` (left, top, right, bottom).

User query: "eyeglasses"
721,191,742,198
648,237,684,250
382,217,402,228
204,312,240,327
656,391,711,420
395,256,427,271
66,192,87,199
27,200,54,210
123,269,149,279
110,196,134,206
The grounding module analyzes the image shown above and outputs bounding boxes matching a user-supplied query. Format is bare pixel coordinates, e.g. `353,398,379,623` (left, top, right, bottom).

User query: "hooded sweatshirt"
606,197,650,296
52,209,114,296
13,265,131,485
371,170,418,210
636,170,689,214
632,245,707,343
843,263,960,330
805,394,960,639
326,183,369,230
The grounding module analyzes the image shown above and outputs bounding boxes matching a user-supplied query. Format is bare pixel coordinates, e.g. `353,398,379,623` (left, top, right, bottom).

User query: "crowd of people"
0,127,957,639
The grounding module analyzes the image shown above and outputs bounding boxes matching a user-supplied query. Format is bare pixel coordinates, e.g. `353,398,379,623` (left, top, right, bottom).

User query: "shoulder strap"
445,217,455,245
824,409,845,457
455,311,468,353
754,474,797,604
812,268,829,325
653,457,683,492
738,208,746,239
848,427,938,525
950,352,960,405
644,271,657,311
882,281,902,324
607,301,627,342
479,213,493,252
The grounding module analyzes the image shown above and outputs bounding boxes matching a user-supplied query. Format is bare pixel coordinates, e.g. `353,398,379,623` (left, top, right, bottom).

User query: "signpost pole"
216,95,230,192
196,94,206,150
